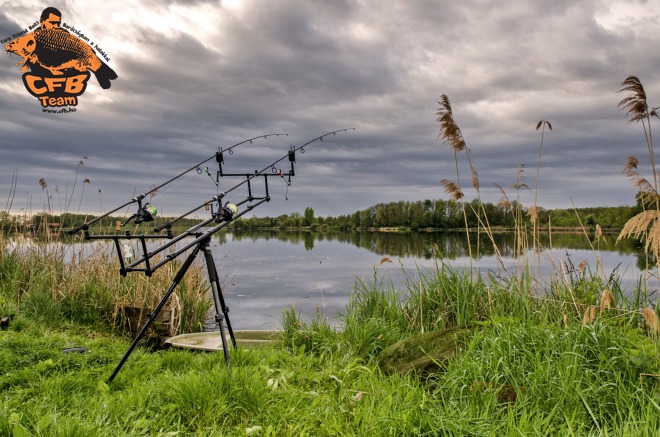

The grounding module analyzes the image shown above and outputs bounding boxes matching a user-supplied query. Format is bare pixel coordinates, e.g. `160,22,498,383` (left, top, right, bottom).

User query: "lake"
207,230,652,330
9,229,651,330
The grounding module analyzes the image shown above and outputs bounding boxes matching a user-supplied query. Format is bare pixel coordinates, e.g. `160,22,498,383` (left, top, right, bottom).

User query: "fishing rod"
152,128,356,233
67,133,287,235
118,128,355,275
100,128,354,382
80,128,355,276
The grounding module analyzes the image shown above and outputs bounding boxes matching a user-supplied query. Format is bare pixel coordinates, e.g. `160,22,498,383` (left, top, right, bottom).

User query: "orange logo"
3,7,117,112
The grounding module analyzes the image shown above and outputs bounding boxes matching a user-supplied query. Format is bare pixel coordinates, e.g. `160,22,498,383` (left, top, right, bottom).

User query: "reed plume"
618,76,659,206
599,289,613,314
379,256,393,265
436,95,466,152
38,178,51,214
618,210,660,260
618,76,657,123
470,164,479,191
494,183,511,209
617,76,660,269
511,165,529,260
441,179,464,200
642,307,658,338
582,306,597,328
437,95,472,267
534,120,552,209
528,205,539,223
593,224,606,244
512,164,529,191
436,94,502,267
623,155,658,201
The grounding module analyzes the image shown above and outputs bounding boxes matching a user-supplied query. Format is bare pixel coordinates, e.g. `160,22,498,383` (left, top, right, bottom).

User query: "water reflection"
224,230,643,261
208,230,651,330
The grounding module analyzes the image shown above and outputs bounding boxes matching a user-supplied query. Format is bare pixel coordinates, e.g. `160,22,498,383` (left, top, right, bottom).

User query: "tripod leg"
202,240,236,365
108,244,201,383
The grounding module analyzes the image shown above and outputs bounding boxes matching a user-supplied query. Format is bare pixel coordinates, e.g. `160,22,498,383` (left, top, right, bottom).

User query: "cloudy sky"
1,0,659,221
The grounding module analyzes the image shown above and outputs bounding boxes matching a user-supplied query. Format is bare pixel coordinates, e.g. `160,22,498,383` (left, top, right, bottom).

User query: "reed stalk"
530,120,552,294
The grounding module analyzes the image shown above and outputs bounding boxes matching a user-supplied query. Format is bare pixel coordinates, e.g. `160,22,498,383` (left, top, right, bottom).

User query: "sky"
1,0,660,221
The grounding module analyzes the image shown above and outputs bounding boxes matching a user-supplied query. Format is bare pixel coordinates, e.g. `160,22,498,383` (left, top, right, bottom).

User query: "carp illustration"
5,27,117,89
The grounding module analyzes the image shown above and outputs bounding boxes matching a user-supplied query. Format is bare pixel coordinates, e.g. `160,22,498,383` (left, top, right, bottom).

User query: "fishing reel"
123,199,157,226
221,203,238,221
206,198,238,223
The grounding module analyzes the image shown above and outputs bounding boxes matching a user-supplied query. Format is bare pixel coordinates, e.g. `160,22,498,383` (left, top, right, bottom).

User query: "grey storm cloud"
1,0,659,219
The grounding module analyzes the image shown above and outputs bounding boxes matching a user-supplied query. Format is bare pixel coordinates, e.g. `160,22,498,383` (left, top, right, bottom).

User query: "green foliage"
231,199,638,231
4,227,659,434
439,321,660,434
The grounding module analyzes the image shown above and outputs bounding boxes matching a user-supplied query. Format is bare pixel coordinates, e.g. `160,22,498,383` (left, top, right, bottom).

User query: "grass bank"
3,316,658,436
1,245,660,435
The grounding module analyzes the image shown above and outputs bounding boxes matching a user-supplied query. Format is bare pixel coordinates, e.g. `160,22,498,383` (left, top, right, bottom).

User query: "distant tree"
351,211,361,228
303,207,315,227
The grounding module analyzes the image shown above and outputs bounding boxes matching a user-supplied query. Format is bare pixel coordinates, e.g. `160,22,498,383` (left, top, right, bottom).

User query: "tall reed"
437,95,509,282
618,76,660,257
437,95,473,272
530,120,552,293
0,236,212,334
617,76,660,331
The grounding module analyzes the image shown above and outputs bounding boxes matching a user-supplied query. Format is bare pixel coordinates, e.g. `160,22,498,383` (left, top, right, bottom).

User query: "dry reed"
582,306,597,328
436,95,467,153
441,179,464,200
641,307,658,339
618,210,660,261
600,289,613,314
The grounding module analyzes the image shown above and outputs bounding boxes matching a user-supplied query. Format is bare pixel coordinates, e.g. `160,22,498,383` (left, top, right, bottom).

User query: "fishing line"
151,172,197,200
70,128,356,275
151,128,356,232
197,166,218,188
68,134,287,234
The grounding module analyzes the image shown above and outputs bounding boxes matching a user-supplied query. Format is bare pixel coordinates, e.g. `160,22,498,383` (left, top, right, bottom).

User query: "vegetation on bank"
1,199,641,235
10,200,636,234
230,202,640,232
0,234,213,335
1,242,660,435
0,211,205,234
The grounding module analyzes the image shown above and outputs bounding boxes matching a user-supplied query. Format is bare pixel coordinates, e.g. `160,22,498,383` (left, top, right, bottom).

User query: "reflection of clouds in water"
212,238,378,329
210,234,650,330
230,292,346,330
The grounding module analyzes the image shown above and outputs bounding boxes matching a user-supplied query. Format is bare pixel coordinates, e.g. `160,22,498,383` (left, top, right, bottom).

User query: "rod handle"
68,223,88,235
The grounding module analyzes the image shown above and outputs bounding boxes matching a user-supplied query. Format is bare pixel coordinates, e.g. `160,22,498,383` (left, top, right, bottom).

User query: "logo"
3,7,117,112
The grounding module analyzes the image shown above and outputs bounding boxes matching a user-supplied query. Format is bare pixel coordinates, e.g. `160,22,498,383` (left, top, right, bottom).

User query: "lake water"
207,230,652,330
9,229,652,330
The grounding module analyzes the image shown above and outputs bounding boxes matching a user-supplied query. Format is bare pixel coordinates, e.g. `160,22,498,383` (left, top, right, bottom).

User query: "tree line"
1,197,641,233
231,199,641,231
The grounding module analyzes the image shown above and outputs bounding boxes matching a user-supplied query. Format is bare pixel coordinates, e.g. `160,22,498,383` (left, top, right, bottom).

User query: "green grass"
1,306,659,436
2,237,660,435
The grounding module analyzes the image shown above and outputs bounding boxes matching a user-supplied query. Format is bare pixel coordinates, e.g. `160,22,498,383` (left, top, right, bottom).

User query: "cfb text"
21,73,90,107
